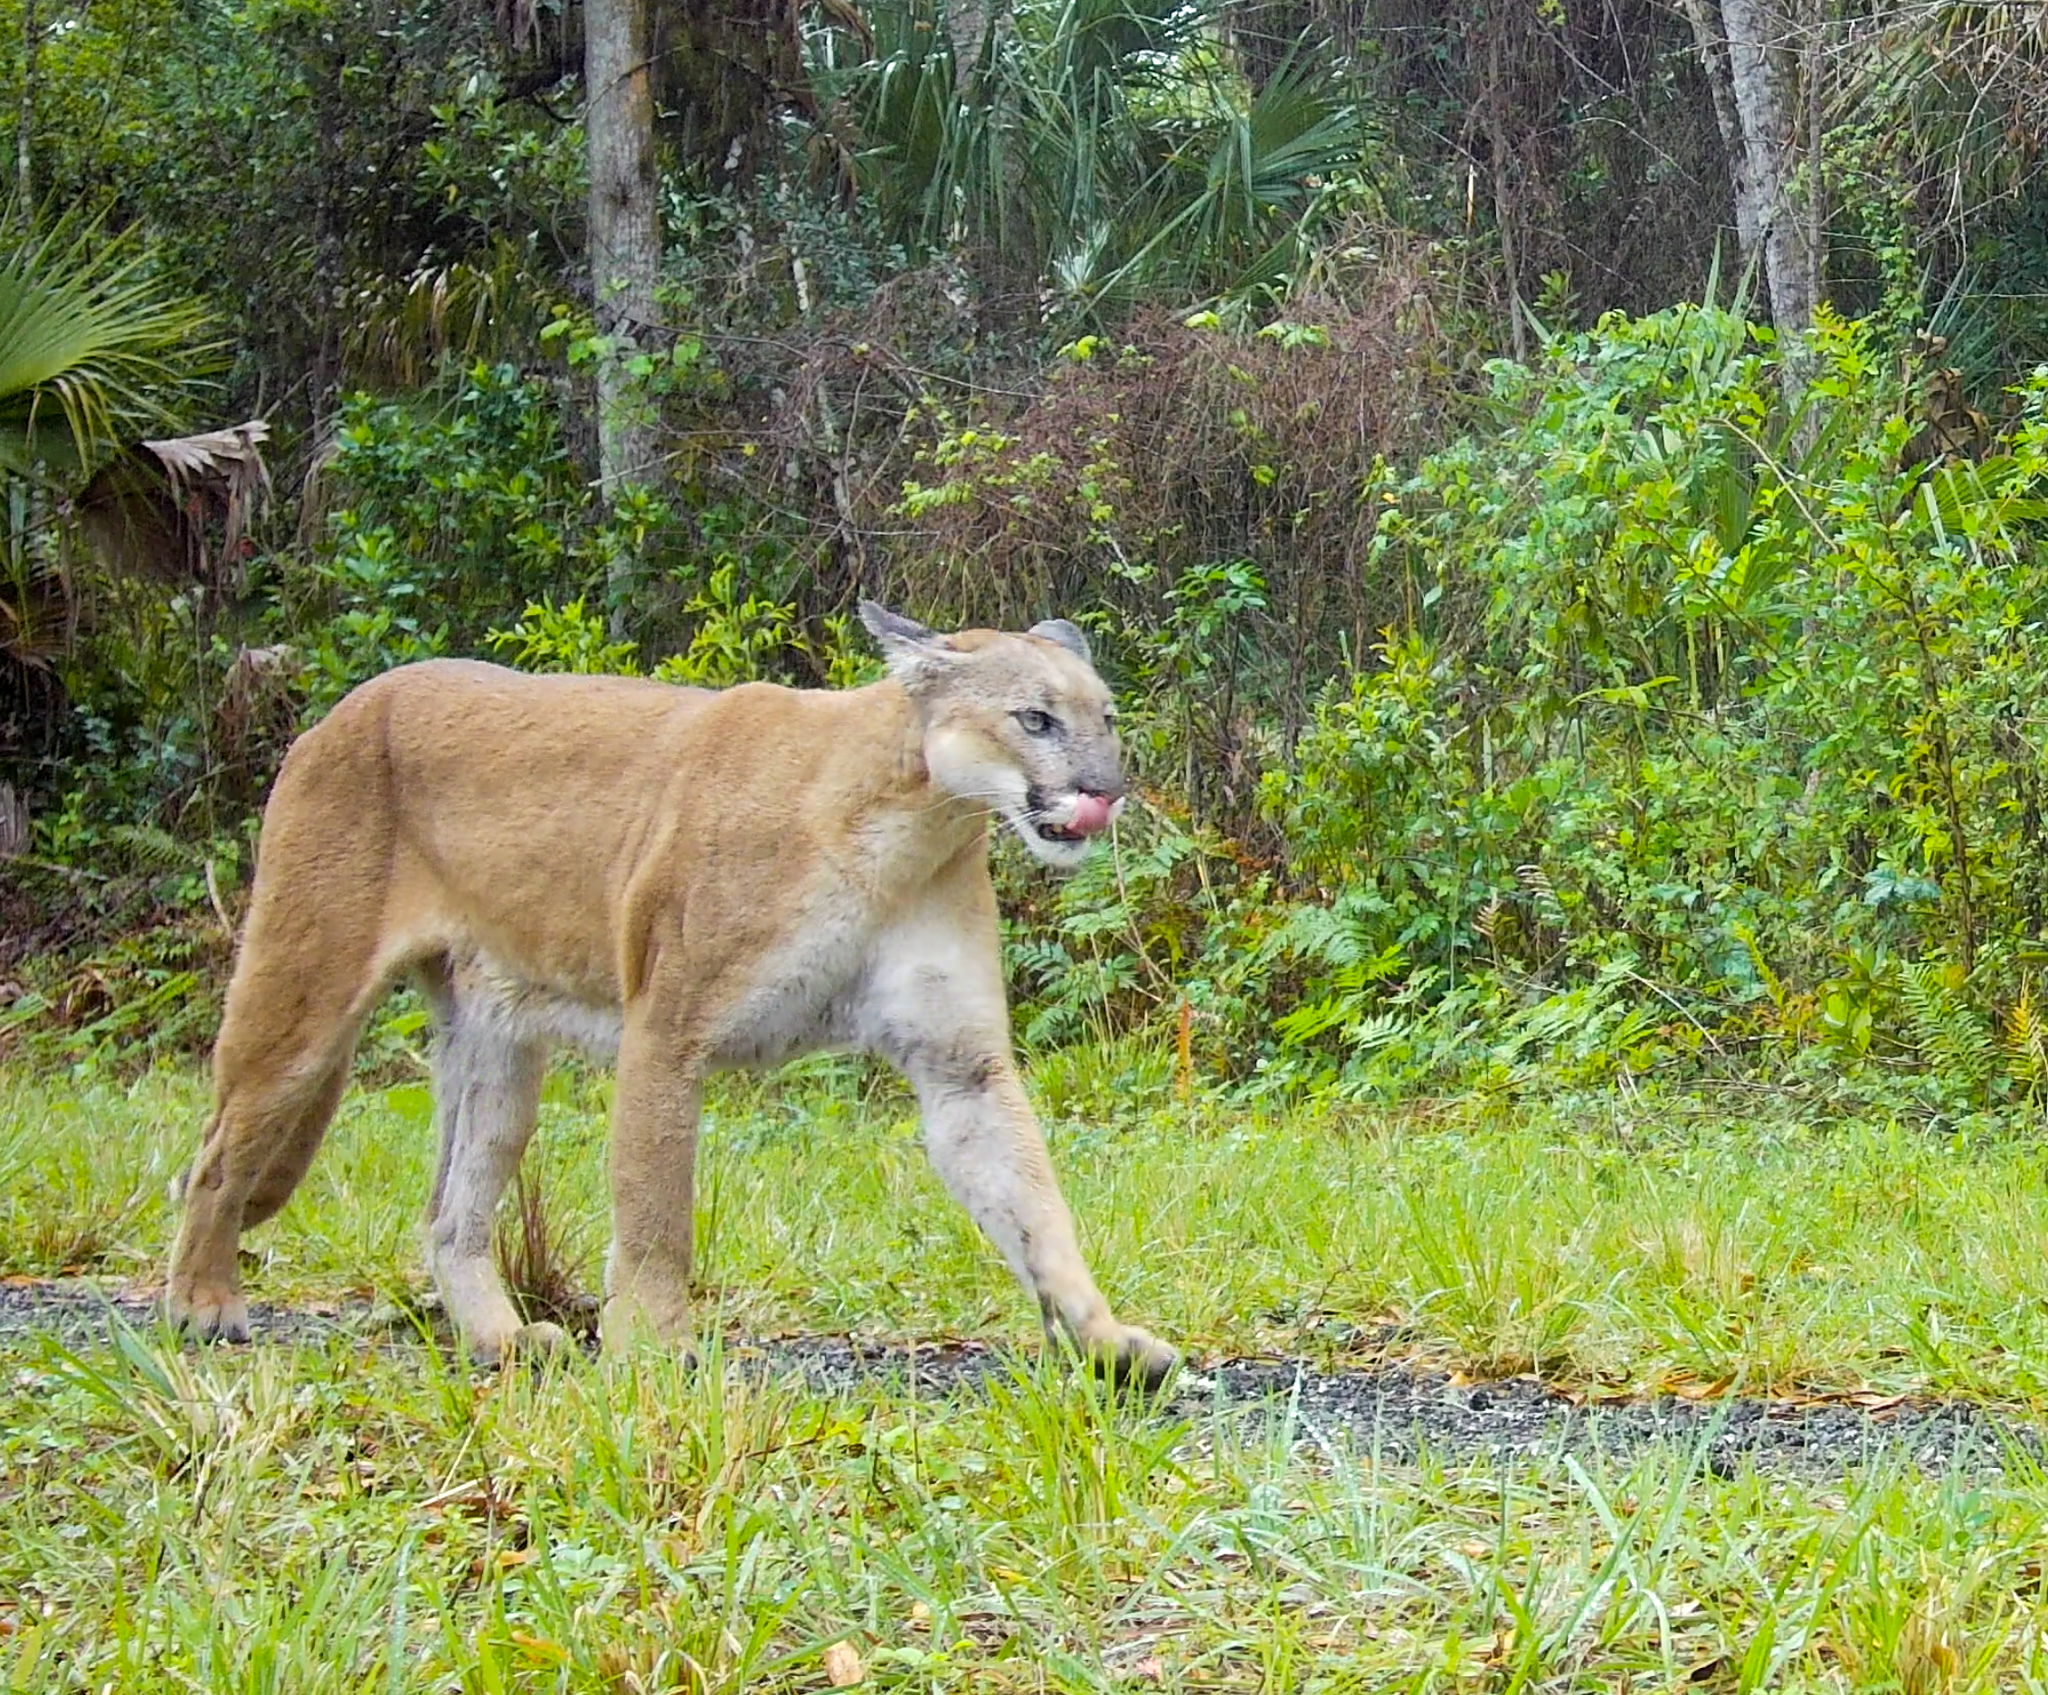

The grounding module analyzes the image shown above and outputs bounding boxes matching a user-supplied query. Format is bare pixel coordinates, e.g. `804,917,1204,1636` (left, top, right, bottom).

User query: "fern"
1273,993,1352,1048
1271,887,1400,972
2005,981,2048,1101
103,822,205,872
1345,1009,1411,1054
1899,961,1999,1097
1271,897,1371,970
1270,891,1408,1054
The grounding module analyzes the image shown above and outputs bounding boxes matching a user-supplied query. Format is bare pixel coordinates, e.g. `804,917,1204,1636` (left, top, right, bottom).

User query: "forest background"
8,0,2048,1118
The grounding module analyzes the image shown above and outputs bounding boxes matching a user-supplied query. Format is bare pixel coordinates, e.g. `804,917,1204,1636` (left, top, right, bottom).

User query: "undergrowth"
10,1328,2048,1693
18,301,2048,1120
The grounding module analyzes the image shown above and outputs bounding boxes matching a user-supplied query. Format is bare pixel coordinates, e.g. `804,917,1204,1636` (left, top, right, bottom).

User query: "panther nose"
1082,774,1126,803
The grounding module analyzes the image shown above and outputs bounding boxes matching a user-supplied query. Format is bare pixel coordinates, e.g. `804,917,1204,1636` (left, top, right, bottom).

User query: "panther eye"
1015,708,1058,737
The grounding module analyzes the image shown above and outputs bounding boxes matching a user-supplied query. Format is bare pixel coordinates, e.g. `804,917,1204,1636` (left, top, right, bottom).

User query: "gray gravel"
3,1280,2038,1477
758,1335,2042,1478
0,1278,365,1348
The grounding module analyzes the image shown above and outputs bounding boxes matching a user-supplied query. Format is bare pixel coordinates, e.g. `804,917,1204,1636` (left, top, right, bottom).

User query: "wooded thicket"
7,0,2048,1111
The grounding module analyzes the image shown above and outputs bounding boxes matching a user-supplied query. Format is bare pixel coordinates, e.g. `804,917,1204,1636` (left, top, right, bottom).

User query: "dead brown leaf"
824,1640,864,1687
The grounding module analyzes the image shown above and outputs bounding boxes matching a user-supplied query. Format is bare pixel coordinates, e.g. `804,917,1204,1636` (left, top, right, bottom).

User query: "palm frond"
810,0,1361,309
0,211,217,479
76,422,271,590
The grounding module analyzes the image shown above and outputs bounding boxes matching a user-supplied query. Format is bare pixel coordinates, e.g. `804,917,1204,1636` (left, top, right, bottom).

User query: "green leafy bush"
998,303,2048,1108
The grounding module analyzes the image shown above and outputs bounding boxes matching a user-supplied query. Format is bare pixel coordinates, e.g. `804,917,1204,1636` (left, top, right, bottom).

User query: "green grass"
10,1050,2048,1397
9,1326,2048,1693
7,1048,2048,1689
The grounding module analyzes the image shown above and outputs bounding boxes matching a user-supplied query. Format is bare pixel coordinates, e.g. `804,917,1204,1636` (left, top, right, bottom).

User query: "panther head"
860,600,1125,869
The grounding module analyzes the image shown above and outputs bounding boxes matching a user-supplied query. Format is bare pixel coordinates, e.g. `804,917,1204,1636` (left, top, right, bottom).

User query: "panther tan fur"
164,602,1177,1385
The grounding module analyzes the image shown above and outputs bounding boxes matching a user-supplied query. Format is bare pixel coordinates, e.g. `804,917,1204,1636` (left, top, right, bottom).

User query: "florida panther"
165,603,1178,1386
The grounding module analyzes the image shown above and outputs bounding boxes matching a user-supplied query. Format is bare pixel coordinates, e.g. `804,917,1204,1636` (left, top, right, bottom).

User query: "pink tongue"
1067,793,1113,836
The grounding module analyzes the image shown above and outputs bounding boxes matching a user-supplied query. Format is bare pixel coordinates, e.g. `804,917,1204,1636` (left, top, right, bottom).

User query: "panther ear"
860,600,958,685
1027,617,1092,665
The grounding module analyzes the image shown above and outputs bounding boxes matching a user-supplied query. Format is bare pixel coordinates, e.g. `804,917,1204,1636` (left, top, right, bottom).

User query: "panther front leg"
862,919,1178,1388
602,989,705,1351
918,1046,1177,1386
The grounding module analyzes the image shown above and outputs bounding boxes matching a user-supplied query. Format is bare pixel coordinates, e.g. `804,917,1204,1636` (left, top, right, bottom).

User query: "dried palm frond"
213,642,301,800
342,241,550,389
1,541,69,666
75,420,271,593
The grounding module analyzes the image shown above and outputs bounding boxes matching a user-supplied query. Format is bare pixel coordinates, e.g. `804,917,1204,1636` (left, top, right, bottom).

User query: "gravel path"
3,1279,2037,1478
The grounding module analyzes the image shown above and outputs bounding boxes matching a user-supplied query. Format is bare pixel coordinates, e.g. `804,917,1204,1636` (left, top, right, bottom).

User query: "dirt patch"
0,1278,361,1350
1,1279,2035,1478
763,1334,2038,1478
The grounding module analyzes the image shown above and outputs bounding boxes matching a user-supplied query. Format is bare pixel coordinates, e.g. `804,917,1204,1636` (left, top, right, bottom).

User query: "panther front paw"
469,1320,573,1368
1081,1323,1179,1392
166,1280,251,1344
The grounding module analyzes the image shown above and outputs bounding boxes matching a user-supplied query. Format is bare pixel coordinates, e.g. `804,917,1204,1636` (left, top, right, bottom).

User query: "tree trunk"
1485,15,1526,362
16,0,38,214
946,0,988,93
308,42,348,413
1684,0,1817,342
1721,0,1814,337
585,0,662,638
1679,0,1761,274
1803,0,1826,326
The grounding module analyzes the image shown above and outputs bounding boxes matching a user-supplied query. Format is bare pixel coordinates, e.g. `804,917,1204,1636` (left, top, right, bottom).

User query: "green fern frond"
103,823,204,872
1900,960,1998,1097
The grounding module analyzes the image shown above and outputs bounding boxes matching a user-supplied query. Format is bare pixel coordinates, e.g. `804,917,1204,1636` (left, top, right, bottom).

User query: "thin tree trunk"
16,0,38,214
1486,17,1526,361
309,44,347,413
585,0,662,638
947,0,990,93
1803,0,1826,322
1680,0,1762,276
1719,0,1815,338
